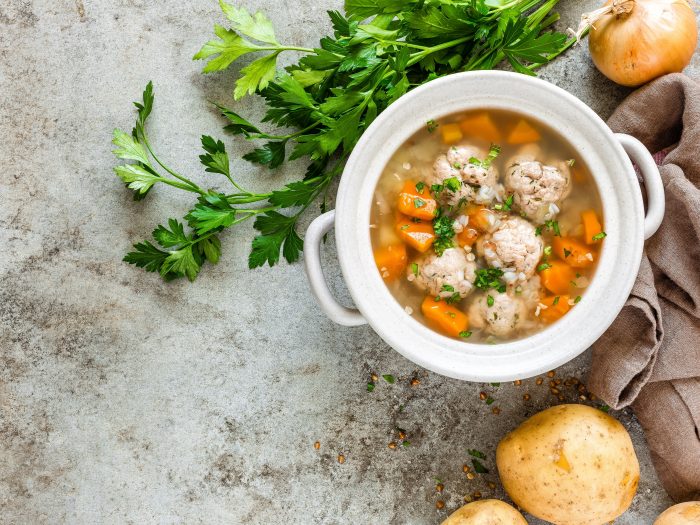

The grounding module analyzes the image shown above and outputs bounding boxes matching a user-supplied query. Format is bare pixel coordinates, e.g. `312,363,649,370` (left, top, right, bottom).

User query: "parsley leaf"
243,140,287,169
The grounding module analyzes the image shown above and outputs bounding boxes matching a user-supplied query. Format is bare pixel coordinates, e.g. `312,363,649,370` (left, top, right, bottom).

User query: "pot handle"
304,210,367,327
615,133,665,240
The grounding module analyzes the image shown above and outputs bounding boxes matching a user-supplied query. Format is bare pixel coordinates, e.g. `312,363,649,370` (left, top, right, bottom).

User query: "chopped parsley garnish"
592,231,607,241
487,295,495,307
443,177,462,193
431,183,443,194
446,292,461,305
567,158,576,167
382,374,395,384
474,268,505,290
599,404,610,413
574,295,582,303
537,262,552,272
485,396,495,405
471,459,489,474
490,382,500,387
441,284,455,292
553,296,560,305
536,220,561,237
543,245,552,256
469,144,501,169
367,383,375,392
467,449,486,459
402,441,410,447
563,248,572,258
546,219,561,236
414,197,426,208
426,119,438,133
459,331,472,339
432,214,455,256
415,181,426,194
494,194,514,211
447,312,456,318
400,224,409,231
453,162,462,169
411,262,419,277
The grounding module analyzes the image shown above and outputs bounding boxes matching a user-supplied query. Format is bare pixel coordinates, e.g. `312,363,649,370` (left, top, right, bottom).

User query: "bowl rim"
334,71,644,381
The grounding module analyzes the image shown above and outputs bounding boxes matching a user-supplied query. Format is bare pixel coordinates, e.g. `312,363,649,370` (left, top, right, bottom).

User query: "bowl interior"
335,71,644,382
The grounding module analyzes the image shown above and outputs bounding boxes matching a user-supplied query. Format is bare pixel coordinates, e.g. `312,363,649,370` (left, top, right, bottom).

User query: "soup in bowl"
303,71,664,382
370,109,605,344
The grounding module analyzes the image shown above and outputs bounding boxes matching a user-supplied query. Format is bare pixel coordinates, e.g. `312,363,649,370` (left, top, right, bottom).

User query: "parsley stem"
407,36,472,67
247,121,321,141
141,133,205,194
257,45,314,53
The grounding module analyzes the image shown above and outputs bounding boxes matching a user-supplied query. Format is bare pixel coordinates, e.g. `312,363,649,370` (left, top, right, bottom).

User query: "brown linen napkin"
587,73,700,502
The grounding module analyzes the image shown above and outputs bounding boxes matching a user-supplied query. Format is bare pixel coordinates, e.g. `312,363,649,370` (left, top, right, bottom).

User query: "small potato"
441,499,527,525
654,501,700,525
496,404,639,525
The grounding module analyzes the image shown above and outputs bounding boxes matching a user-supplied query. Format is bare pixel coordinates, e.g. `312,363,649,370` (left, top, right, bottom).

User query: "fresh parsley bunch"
114,0,574,281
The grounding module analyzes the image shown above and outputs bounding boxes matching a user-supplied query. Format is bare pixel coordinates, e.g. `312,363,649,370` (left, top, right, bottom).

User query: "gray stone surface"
1,0,697,523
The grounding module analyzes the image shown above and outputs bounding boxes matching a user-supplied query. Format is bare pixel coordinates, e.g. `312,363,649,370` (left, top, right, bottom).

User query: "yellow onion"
574,0,698,87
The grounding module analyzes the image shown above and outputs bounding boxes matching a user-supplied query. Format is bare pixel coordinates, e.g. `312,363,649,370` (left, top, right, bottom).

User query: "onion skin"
589,0,698,87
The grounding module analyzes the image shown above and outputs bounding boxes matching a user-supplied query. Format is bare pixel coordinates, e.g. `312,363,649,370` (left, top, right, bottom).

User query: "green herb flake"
447,312,456,318
537,262,552,272
543,245,552,256
443,177,462,193
382,374,396,384
487,295,495,307
553,296,560,305
592,231,607,242
367,382,375,392
467,449,486,459
471,458,489,474
446,292,461,305
402,440,410,447
490,382,500,387
459,331,472,339
599,404,610,413
567,158,576,167
414,197,426,209
415,181,426,194
400,224,409,231
563,248,572,258
427,120,438,133
574,295,582,303
411,262,419,277
485,396,495,405
442,284,455,292
474,268,505,291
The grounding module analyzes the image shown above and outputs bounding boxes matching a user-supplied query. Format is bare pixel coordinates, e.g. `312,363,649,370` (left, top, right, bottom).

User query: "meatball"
480,217,544,281
446,145,498,187
410,248,477,299
469,292,527,338
430,145,501,206
505,154,571,221
514,275,542,309
430,154,476,207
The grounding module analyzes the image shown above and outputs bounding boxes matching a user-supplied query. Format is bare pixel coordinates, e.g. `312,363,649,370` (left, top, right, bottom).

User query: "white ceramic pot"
304,71,664,382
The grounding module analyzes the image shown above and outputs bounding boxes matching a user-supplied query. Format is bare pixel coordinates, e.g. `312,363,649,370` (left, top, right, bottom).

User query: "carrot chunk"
538,295,571,324
396,215,435,252
440,123,463,144
539,260,577,295
421,296,469,338
457,227,479,247
507,119,541,144
581,210,603,245
459,112,501,143
552,236,596,268
397,181,437,220
374,244,407,282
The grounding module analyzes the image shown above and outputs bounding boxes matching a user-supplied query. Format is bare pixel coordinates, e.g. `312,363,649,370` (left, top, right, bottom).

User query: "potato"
496,404,639,525
441,499,527,525
654,501,700,525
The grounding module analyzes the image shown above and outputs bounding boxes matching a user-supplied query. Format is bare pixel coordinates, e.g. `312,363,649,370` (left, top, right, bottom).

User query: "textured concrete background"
1,1,698,523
